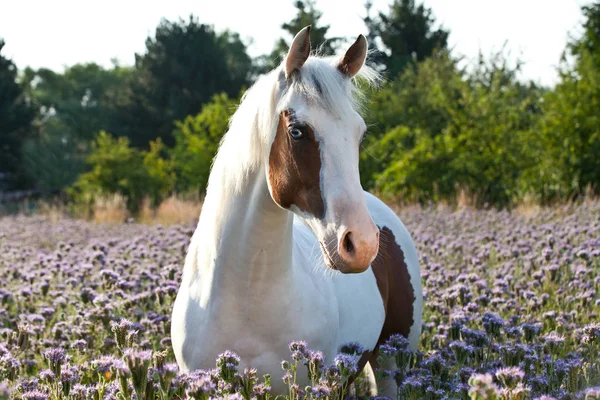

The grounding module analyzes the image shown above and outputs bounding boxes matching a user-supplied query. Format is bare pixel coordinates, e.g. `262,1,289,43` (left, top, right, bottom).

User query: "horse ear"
337,34,368,78
285,26,311,79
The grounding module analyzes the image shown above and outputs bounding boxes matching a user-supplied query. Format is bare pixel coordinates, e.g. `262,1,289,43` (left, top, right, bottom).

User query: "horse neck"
186,134,295,298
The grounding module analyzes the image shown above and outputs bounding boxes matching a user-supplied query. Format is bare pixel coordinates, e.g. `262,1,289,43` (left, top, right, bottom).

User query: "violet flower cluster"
0,202,598,399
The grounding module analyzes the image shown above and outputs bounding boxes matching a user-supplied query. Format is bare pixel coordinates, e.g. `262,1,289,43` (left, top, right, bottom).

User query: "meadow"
0,201,599,400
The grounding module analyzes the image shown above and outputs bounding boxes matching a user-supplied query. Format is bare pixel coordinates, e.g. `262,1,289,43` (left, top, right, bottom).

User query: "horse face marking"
268,109,325,219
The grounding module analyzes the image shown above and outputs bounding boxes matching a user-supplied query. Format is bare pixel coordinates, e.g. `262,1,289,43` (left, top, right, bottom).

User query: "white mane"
206,53,381,196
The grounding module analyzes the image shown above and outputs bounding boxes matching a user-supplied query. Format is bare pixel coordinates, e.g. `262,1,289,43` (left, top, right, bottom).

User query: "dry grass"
7,188,598,225
139,195,202,225
92,194,130,223
514,192,543,218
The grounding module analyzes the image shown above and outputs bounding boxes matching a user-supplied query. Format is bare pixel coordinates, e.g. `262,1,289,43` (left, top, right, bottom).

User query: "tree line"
1,0,599,212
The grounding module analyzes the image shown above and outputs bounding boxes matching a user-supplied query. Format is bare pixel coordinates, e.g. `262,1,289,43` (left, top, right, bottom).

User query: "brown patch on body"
347,227,415,387
268,109,325,218
371,226,415,349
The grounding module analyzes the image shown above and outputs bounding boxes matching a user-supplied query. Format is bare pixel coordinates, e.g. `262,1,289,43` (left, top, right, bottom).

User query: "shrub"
169,93,237,195
68,131,174,215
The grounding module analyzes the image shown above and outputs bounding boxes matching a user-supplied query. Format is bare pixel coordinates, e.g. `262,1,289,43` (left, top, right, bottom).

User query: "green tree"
18,62,130,191
364,0,449,78
69,132,174,214
21,119,86,193
116,15,252,148
531,2,600,200
21,62,130,142
569,2,600,67
170,93,238,195
363,50,544,207
255,0,340,74
0,39,36,182
360,51,464,188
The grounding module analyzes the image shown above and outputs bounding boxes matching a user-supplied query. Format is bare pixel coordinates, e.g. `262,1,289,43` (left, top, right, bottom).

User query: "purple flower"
334,353,359,376
584,387,600,399
495,366,524,389
185,374,216,399
14,377,39,392
289,340,309,361
385,333,410,351
91,355,124,374
43,347,66,374
450,341,475,366
38,369,55,382
468,373,501,399
482,312,504,338
543,332,565,351
310,384,331,398
0,353,21,380
216,350,240,381
252,383,271,398
339,341,365,356
21,390,49,400
71,339,87,352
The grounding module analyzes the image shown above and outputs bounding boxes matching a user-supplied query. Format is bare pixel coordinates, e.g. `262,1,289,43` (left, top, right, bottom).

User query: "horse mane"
206,51,381,196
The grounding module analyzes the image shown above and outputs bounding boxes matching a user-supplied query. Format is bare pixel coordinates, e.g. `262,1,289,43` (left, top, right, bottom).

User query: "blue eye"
289,128,305,140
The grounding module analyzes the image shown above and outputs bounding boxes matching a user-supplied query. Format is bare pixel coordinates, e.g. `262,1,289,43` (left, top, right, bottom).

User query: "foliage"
362,50,544,207
0,39,36,181
569,2,600,67
21,62,130,142
364,0,449,78
4,1,600,208
69,132,174,215
169,93,238,195
525,3,600,201
115,15,251,148
0,203,599,398
20,120,86,193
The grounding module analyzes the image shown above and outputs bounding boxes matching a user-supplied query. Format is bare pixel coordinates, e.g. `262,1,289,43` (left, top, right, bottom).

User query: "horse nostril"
343,232,354,255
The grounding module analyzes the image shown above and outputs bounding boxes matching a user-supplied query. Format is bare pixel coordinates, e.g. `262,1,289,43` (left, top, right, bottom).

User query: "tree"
569,2,600,67
364,0,449,78
531,2,600,200
0,39,36,182
362,50,544,207
169,92,238,195
255,0,341,74
116,15,252,148
17,62,129,191
22,62,130,142
69,132,174,214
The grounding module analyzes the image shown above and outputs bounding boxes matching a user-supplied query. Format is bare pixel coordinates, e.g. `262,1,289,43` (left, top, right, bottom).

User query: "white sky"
0,0,592,86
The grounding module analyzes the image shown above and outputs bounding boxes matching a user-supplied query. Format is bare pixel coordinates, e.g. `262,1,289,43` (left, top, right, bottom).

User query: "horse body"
171,26,422,395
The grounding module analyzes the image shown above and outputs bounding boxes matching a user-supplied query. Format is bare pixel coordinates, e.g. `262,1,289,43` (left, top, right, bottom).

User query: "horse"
171,26,423,396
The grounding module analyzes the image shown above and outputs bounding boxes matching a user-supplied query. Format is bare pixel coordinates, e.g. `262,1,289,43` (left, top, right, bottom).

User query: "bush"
169,93,237,195
69,131,174,215
526,48,600,201
363,50,545,207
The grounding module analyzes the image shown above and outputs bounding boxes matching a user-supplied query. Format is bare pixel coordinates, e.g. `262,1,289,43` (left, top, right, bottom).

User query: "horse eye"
289,128,305,140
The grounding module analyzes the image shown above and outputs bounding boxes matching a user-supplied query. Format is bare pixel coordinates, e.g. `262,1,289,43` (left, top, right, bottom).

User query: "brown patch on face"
371,226,416,346
268,109,325,218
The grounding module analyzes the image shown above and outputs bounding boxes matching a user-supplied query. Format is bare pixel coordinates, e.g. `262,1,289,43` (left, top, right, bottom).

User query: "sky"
0,0,593,86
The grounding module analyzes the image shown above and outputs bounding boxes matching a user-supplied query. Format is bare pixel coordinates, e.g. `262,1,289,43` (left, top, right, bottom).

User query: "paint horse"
171,26,423,396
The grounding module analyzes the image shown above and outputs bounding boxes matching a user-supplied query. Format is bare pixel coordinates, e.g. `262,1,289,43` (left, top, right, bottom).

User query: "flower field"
0,202,599,399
